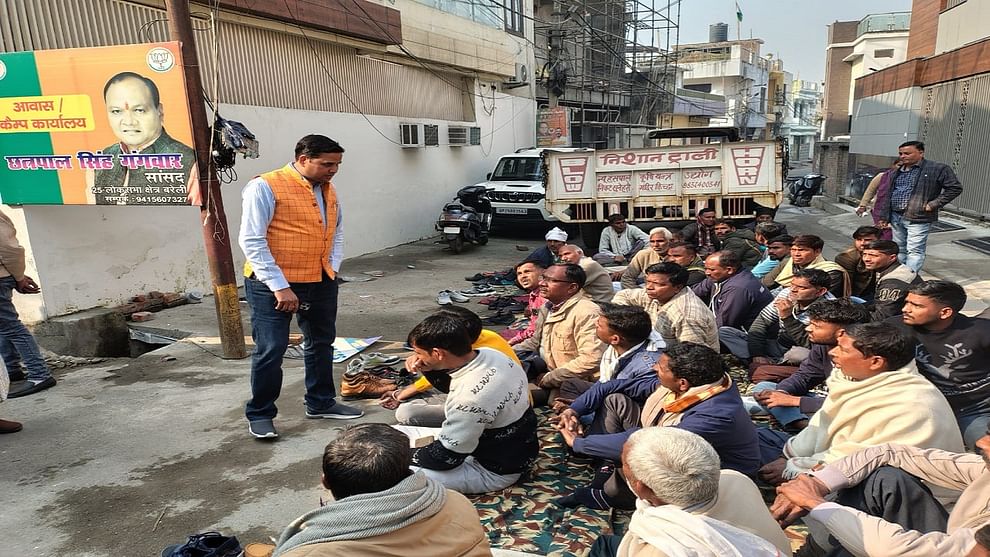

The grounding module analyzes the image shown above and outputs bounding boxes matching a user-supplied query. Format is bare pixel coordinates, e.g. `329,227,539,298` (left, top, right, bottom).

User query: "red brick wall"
906,0,945,59
822,21,859,138
853,37,990,98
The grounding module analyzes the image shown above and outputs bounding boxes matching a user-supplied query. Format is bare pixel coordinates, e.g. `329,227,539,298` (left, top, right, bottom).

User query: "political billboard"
0,42,200,206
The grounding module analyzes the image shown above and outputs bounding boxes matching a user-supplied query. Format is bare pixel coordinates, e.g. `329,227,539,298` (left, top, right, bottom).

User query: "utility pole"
165,0,247,359
547,28,562,108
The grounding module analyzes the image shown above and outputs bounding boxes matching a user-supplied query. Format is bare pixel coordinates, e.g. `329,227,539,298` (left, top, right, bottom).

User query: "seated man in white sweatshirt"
591,427,786,557
395,312,539,494
757,321,964,486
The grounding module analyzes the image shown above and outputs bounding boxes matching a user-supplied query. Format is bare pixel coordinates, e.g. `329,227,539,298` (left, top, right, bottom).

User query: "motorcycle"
787,173,826,207
436,185,493,254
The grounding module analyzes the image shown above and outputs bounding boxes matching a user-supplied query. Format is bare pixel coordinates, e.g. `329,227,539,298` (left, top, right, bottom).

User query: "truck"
476,147,586,228
542,127,786,240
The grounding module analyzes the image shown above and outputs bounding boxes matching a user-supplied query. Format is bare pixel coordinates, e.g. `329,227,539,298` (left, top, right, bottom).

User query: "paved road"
2,204,985,556
1,233,542,557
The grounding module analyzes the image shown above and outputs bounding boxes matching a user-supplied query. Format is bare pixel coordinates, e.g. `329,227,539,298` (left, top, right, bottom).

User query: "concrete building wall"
849,87,923,157
3,0,538,323
394,0,531,77
935,0,990,53
13,91,535,324
813,140,851,199
844,33,910,114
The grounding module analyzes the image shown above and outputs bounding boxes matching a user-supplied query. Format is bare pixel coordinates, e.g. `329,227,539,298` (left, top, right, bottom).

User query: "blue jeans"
0,276,52,382
751,381,806,427
244,274,338,421
957,397,990,450
889,212,931,272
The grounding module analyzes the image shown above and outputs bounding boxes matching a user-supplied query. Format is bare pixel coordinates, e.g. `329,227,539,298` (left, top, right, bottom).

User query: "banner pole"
164,0,247,359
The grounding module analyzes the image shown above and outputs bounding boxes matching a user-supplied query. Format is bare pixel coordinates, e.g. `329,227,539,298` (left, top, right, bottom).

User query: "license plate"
496,207,528,215
442,226,461,234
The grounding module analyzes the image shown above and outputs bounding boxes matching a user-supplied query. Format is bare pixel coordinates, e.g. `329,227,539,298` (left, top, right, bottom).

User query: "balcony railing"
857,12,910,36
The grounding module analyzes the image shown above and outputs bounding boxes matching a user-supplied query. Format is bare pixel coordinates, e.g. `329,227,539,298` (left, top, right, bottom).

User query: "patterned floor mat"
468,356,812,555
469,407,630,556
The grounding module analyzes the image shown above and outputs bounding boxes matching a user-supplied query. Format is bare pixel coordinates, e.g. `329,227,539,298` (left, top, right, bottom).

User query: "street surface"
1,202,986,556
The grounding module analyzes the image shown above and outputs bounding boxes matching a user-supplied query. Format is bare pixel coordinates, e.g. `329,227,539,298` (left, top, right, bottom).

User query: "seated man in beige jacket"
591,427,786,557
514,263,605,405
271,424,490,557
558,244,614,303
620,227,673,289
772,428,990,557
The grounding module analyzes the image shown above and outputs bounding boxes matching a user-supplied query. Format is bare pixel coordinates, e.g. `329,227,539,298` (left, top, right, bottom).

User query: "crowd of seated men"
260,213,989,557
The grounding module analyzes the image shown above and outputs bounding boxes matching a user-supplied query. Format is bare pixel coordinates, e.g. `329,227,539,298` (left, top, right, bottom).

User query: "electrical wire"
341,0,525,101
280,0,406,146
572,9,790,134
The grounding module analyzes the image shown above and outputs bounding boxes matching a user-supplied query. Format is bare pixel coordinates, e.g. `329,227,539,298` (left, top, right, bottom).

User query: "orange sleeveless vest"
247,164,338,283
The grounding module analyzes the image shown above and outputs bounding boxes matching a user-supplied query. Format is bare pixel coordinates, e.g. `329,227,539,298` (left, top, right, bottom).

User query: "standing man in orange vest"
238,134,363,440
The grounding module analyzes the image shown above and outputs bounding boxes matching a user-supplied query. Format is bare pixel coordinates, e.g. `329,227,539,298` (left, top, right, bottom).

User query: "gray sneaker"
306,402,364,420
248,419,279,439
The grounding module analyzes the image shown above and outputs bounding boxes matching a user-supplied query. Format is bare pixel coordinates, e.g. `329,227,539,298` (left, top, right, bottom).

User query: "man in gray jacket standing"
875,141,962,272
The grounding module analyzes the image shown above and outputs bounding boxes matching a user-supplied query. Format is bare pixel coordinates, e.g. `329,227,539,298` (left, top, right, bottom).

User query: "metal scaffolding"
534,0,682,148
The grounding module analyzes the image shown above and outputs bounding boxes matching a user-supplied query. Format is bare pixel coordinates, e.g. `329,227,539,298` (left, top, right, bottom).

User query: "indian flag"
735,1,743,22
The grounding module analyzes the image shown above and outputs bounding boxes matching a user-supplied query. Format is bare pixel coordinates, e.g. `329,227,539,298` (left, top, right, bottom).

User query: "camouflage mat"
728,354,811,554
469,359,811,556
469,407,630,556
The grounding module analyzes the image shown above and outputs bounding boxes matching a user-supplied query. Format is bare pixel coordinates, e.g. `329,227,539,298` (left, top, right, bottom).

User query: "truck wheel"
448,236,464,254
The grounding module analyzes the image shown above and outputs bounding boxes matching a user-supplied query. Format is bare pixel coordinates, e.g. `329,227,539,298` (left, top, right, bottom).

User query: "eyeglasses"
540,277,576,284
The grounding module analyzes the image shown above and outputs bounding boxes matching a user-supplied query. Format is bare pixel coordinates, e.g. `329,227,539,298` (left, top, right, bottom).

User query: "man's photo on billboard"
85,71,200,205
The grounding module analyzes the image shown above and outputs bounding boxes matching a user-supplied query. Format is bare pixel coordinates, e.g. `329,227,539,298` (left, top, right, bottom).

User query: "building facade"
846,0,990,218
676,39,770,140
821,14,910,141
788,80,823,161
0,0,536,322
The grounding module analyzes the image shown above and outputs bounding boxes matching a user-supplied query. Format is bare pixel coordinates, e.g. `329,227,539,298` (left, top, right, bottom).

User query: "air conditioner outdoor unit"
400,123,423,148
504,63,529,89
448,125,470,146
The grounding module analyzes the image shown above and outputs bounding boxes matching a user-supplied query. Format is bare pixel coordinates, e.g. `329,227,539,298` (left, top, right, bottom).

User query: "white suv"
479,148,589,227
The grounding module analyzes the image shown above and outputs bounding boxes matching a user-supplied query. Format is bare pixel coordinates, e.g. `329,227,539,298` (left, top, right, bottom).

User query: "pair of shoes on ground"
341,370,400,399
556,487,613,510
0,419,23,434
464,271,513,283
346,353,401,375
249,402,365,439
367,366,416,386
7,376,56,398
437,289,469,305
458,284,496,297
482,311,518,326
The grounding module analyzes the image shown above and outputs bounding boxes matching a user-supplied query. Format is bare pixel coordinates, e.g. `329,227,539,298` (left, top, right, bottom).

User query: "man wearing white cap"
527,227,568,268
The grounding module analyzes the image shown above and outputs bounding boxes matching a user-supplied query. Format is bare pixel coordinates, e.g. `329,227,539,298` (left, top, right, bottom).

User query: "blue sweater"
573,383,761,477
570,344,661,415
691,270,773,330
776,343,831,414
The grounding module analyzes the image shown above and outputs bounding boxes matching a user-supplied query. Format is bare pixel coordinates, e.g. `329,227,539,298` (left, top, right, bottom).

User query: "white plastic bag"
0,358,8,401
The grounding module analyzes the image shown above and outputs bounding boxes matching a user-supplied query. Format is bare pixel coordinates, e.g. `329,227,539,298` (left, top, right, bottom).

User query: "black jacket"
875,159,962,223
